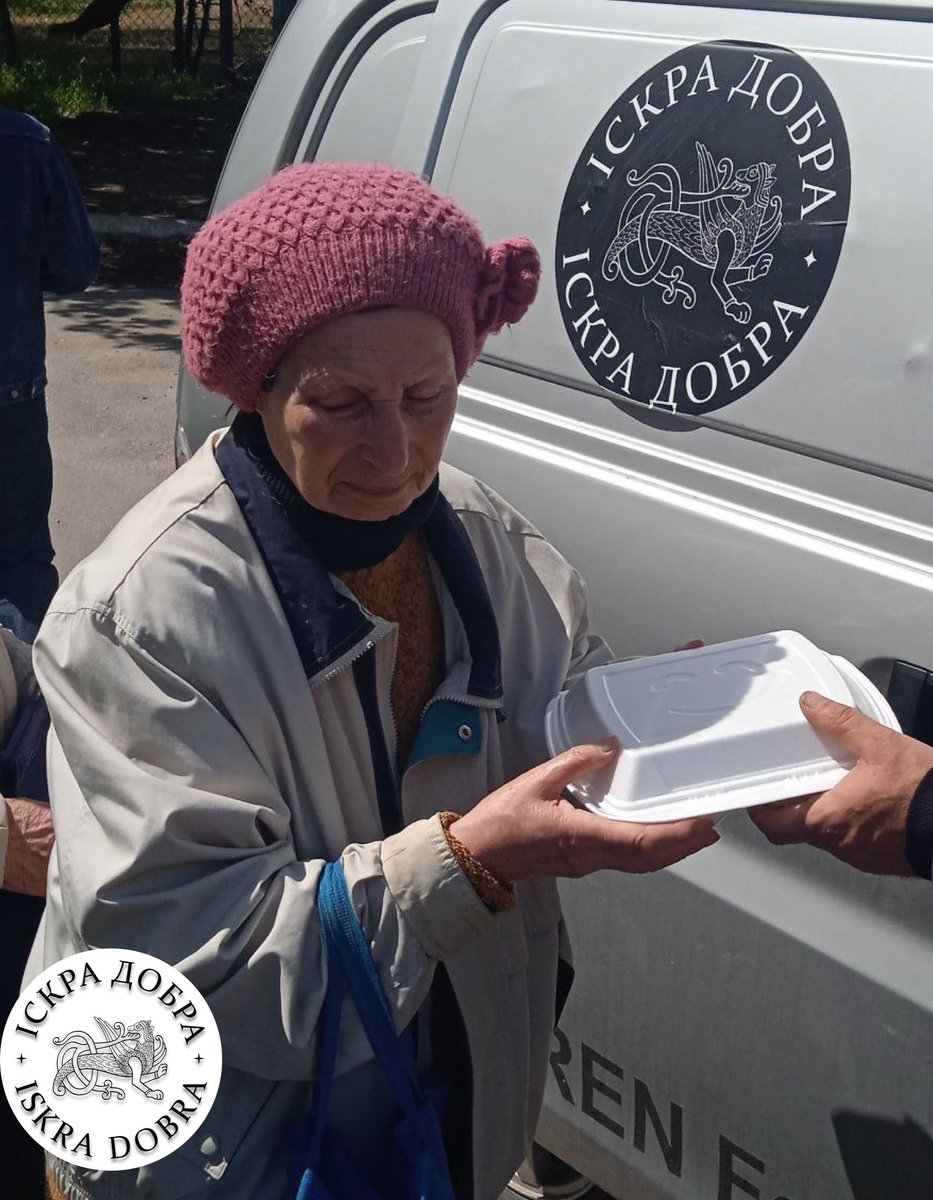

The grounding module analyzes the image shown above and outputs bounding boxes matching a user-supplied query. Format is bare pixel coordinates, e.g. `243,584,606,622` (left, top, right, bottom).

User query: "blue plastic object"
294,860,456,1200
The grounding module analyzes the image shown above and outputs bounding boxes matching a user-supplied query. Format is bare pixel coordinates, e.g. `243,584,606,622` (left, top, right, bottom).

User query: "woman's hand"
452,742,719,883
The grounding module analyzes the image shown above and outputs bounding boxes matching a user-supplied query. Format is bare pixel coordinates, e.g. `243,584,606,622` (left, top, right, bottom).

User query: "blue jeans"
0,391,57,643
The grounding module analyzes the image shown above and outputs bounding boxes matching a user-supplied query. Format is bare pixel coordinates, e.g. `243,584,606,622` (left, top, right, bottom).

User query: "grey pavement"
45,285,180,578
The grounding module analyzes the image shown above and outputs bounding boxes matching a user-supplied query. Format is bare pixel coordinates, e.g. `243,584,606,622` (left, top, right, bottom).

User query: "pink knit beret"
181,161,540,409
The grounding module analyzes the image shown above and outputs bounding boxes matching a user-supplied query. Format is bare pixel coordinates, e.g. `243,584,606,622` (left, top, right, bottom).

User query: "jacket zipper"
351,638,403,837
418,691,503,723
315,636,377,687
309,622,402,833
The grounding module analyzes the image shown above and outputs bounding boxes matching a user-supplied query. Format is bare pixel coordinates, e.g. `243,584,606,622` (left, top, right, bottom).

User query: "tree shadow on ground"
97,235,188,289
58,97,245,221
48,285,180,355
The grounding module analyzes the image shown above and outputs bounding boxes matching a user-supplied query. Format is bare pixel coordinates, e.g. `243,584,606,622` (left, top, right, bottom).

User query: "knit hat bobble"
181,162,540,410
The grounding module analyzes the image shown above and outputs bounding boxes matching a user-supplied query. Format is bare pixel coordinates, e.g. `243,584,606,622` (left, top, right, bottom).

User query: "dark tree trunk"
183,0,197,70
108,15,121,74
173,0,185,70
218,0,233,82
47,0,132,40
0,0,21,66
193,0,211,70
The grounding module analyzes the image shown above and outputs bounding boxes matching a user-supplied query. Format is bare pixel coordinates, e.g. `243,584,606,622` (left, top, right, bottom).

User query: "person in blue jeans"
0,106,99,645
0,107,96,1197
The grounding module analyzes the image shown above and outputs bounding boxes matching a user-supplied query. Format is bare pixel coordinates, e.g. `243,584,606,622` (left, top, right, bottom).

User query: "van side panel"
180,1,933,1196
428,3,933,1197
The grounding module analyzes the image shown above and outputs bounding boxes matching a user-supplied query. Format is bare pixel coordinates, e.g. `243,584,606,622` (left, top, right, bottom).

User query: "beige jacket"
27,423,611,1200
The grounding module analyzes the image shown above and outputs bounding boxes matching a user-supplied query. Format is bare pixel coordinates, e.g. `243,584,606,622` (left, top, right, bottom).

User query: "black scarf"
234,412,440,571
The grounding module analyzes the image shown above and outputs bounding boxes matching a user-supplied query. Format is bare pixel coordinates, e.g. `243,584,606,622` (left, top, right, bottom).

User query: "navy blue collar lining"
216,415,502,699
216,415,374,677
422,495,502,701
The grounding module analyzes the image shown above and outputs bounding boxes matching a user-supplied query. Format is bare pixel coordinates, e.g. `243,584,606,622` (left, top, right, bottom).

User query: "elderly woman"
29,163,717,1200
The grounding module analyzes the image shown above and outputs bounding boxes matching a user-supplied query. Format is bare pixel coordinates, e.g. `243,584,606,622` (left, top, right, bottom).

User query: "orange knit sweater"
338,530,445,770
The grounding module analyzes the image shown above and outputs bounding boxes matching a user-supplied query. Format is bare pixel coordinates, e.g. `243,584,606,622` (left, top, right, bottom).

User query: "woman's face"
258,308,458,521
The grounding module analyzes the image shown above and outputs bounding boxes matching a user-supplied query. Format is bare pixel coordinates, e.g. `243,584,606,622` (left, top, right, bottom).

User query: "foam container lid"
544,630,900,823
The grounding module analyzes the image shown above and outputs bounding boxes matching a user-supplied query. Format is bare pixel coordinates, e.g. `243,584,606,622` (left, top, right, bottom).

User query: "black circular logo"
555,41,850,415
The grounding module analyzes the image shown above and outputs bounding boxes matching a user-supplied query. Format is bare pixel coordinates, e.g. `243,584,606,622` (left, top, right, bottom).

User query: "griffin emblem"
52,1017,168,1101
602,142,783,325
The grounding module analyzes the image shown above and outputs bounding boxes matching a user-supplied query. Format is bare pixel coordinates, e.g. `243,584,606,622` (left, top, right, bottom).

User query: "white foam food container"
544,630,900,823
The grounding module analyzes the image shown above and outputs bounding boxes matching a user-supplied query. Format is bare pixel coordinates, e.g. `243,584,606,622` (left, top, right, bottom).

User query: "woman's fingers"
457,742,718,882
748,795,818,844
540,744,718,874
529,739,621,799
557,805,719,876
624,816,721,870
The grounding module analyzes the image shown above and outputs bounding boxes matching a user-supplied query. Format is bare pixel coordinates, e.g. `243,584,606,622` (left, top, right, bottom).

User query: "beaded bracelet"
438,811,515,914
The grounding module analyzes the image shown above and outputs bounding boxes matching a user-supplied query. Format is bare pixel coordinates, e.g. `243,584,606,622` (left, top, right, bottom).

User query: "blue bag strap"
318,861,423,1121
298,893,344,1188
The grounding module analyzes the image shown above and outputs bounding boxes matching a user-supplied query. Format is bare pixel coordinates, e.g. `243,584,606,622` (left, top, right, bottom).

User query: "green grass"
0,53,112,124
0,24,266,128
10,0,89,18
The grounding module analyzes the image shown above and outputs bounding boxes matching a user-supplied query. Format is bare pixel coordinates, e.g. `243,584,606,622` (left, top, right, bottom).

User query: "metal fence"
6,0,276,75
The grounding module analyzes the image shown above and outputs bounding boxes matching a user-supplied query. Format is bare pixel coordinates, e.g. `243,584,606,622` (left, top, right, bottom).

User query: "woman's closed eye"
310,389,368,417
404,389,445,410
300,380,454,419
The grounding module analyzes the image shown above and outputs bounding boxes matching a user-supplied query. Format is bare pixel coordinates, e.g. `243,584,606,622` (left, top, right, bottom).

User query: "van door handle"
887,661,933,747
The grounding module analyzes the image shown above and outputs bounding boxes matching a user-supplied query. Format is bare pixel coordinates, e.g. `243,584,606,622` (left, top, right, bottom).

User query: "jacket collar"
216,415,502,700
422,492,502,701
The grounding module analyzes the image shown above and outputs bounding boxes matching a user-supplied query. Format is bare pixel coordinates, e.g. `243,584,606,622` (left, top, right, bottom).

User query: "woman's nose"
365,406,410,473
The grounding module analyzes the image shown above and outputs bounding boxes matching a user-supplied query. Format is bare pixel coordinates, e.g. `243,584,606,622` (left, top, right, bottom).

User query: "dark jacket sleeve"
40,136,99,294
905,767,933,879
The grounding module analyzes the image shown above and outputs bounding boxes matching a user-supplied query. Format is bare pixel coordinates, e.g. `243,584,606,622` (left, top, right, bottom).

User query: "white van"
176,2,933,1196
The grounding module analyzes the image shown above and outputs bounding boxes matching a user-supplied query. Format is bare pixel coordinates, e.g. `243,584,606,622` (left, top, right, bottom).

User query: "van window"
300,12,432,165
428,0,933,490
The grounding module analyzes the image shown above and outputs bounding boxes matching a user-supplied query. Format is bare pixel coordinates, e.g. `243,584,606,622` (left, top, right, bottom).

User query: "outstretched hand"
453,740,719,883
750,691,933,876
